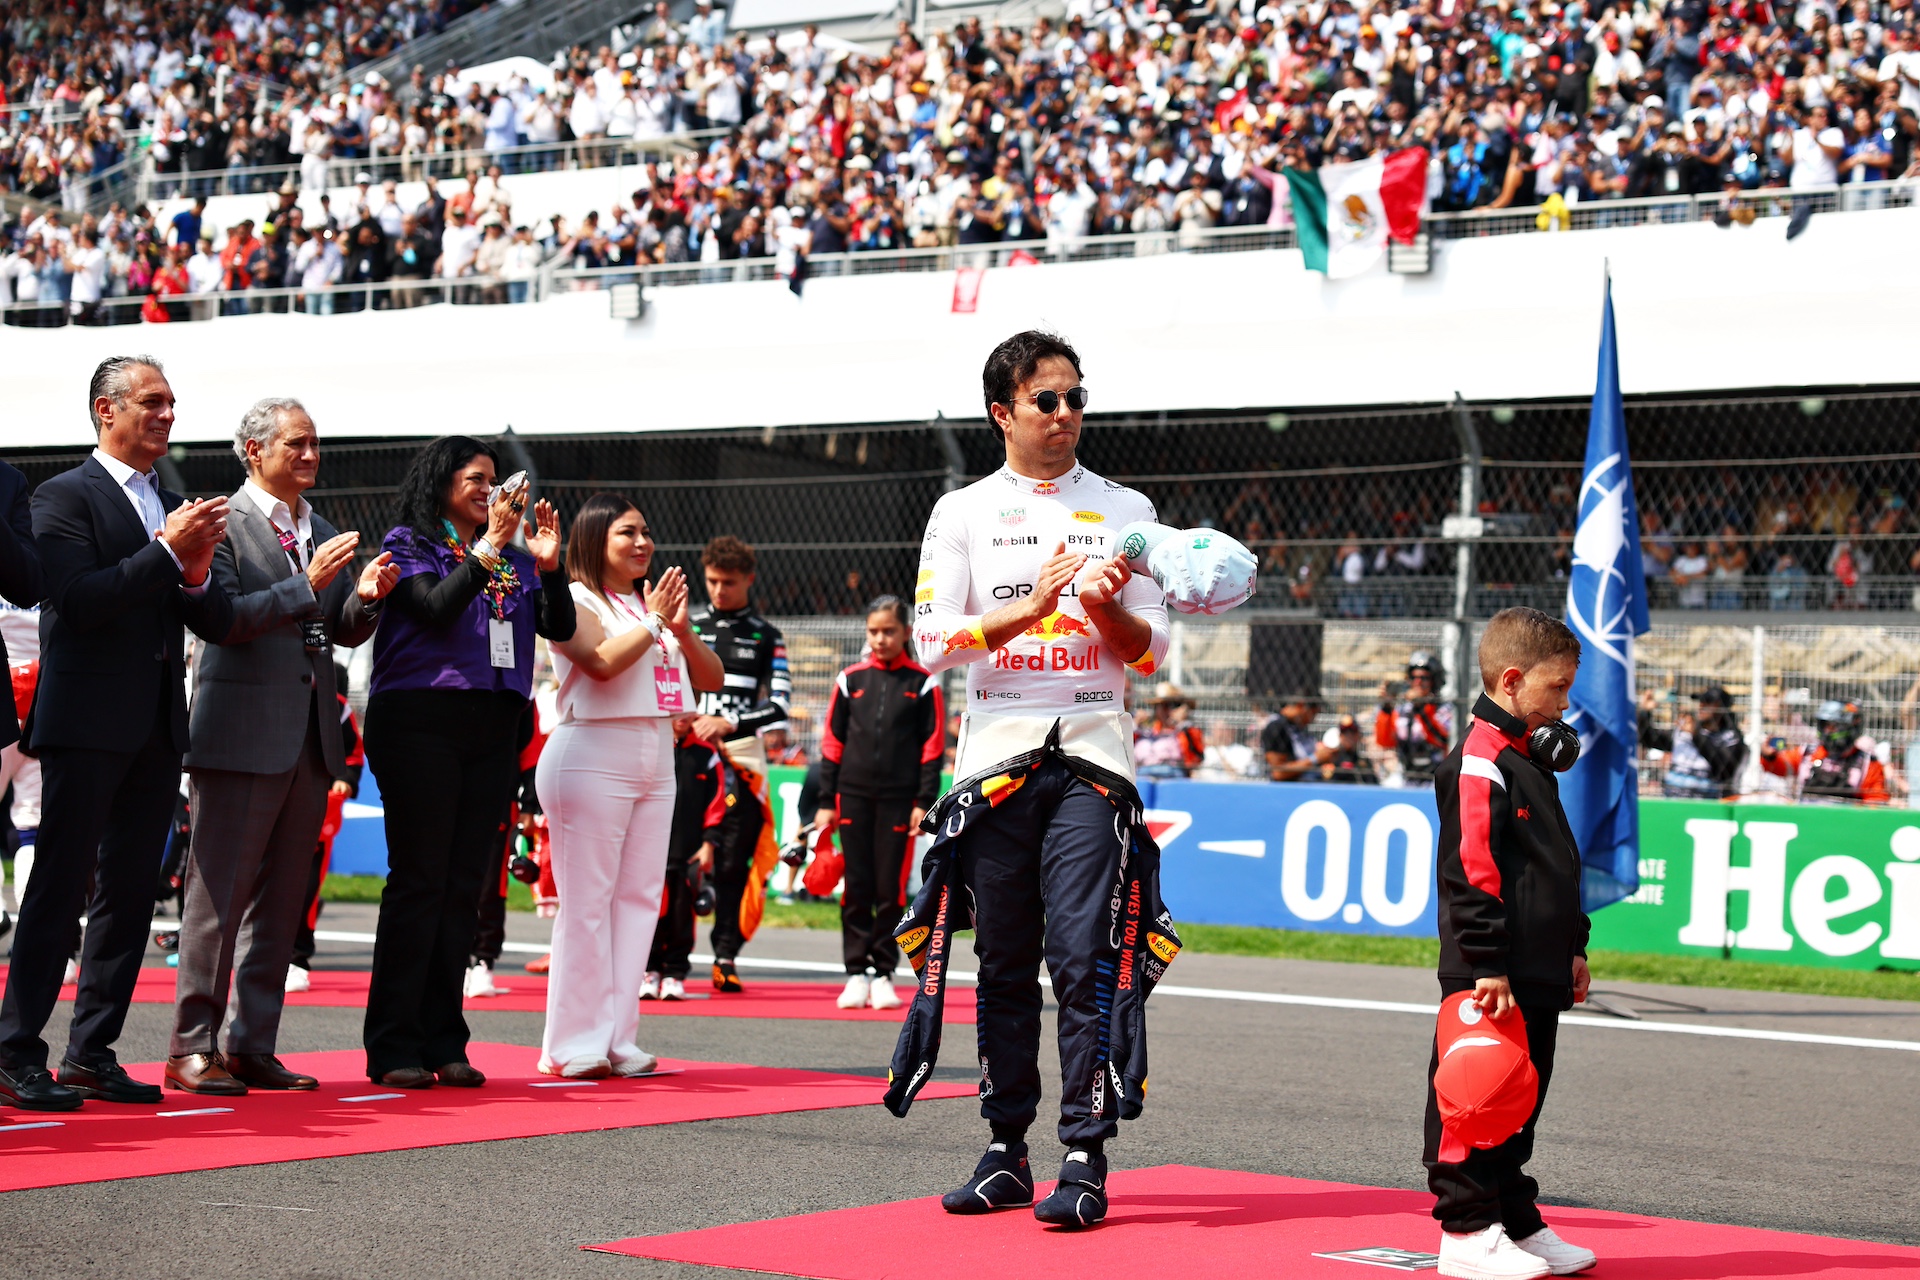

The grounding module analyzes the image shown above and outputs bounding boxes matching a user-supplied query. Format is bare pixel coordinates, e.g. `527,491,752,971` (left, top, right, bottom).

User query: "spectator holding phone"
359,437,574,1090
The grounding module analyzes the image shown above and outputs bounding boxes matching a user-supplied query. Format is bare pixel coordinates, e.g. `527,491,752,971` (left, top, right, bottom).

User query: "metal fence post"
1448,395,1481,743
936,413,965,495
1744,625,1767,794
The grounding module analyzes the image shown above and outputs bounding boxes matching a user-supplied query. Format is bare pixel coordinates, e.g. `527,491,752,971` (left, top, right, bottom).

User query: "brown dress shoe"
434,1061,486,1088
225,1053,319,1091
378,1067,436,1089
165,1053,249,1096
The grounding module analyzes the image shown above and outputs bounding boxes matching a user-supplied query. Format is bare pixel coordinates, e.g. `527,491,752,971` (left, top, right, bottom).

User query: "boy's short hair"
701,535,757,575
1478,607,1581,691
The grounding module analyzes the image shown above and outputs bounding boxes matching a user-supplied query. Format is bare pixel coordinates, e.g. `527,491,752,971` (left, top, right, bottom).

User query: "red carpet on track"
587,1165,1920,1280
0,1042,976,1193
0,965,976,1023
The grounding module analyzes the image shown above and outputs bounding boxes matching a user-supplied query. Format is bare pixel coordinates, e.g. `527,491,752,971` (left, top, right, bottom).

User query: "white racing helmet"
1115,521,1258,616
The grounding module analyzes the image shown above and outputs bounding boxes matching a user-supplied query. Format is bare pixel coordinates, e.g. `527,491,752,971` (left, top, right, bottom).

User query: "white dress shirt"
91,446,206,591
243,479,314,564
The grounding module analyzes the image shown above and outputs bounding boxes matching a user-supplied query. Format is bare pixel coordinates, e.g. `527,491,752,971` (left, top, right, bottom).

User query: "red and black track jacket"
1435,695,1590,1006
818,653,945,807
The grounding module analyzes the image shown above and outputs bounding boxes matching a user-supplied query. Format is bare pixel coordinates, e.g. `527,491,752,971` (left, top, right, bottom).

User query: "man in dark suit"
0,356,233,1111
0,456,47,940
167,398,398,1095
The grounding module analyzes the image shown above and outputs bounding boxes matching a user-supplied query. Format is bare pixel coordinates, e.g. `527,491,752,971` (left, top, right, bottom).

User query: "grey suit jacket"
185,489,379,777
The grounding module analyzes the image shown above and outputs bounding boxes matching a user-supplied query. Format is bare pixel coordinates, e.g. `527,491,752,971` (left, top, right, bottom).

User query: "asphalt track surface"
3,901,1917,1279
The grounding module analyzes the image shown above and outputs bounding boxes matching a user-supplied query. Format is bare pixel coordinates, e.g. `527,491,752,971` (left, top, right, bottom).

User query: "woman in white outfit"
537,494,724,1078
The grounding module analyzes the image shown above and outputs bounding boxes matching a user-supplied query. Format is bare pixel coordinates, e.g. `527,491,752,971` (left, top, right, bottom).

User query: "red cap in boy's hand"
1433,991,1540,1163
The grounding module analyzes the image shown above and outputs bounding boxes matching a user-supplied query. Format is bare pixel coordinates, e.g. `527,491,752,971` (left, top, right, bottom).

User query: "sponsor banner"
1147,781,1440,937
1588,799,1920,970
329,773,1918,971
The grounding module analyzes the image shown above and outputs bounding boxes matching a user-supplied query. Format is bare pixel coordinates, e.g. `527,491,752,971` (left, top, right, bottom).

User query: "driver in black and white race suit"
912,330,1169,1228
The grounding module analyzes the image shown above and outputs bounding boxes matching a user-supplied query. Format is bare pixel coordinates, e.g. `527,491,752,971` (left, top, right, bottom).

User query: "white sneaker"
1511,1227,1596,1276
659,976,686,1001
610,1052,660,1077
463,961,505,998
1438,1225,1551,1280
837,974,871,1009
867,973,903,1010
284,965,311,994
639,972,662,1001
61,958,78,985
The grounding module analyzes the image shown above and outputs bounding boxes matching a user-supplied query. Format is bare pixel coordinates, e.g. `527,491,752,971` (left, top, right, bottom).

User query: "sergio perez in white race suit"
901,332,1172,1230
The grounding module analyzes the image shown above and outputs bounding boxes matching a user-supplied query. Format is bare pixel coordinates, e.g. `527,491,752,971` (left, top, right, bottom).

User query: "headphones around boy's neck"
1527,719,1582,772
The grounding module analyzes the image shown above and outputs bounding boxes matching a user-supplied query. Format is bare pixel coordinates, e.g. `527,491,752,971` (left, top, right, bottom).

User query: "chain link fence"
13,384,1920,796
15,387,1920,617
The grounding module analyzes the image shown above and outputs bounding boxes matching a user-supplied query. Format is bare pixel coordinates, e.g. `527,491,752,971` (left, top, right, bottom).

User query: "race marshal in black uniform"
685,535,790,992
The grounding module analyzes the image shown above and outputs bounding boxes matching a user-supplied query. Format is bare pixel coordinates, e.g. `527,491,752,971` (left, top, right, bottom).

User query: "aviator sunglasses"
1014,386,1090,415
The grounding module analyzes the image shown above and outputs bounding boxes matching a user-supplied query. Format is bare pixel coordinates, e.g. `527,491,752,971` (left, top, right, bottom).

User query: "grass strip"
319,878,1920,1003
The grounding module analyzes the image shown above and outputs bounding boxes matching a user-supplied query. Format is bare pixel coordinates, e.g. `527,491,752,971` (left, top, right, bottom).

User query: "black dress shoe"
377,1067,436,1089
434,1061,486,1088
0,1062,84,1111
60,1058,163,1104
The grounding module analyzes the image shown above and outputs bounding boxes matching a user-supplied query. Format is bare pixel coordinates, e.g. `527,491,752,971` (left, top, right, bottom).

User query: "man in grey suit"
166,397,400,1095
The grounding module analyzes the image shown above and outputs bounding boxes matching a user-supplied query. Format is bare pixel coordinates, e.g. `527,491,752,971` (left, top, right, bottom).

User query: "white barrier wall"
3,204,1914,449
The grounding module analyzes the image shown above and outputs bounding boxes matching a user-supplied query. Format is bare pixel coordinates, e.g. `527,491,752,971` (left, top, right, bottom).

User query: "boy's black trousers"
1422,979,1562,1237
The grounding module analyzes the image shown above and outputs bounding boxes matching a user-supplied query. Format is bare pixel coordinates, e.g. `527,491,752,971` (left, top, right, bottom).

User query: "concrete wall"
4,202,1912,450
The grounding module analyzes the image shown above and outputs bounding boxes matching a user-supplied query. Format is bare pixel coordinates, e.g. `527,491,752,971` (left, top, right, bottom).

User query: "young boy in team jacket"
1426,608,1597,1280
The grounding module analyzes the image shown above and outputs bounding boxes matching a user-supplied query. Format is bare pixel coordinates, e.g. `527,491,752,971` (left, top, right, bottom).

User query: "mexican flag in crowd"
1283,149,1428,278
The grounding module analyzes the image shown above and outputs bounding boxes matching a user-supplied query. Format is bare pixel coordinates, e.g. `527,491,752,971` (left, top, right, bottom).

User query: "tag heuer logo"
999,508,1026,525
1121,532,1146,559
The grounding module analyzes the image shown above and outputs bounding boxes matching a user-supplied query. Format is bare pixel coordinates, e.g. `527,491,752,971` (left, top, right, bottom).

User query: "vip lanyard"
271,520,309,574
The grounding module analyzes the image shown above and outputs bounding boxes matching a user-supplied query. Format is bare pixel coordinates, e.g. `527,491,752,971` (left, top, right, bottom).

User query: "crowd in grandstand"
8,0,1920,321
0,0,482,197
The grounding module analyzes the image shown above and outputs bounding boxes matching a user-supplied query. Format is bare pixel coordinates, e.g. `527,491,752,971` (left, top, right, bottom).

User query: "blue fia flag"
1562,277,1650,912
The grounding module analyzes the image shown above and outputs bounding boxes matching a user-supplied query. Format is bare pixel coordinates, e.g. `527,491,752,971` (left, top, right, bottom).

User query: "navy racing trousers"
954,757,1125,1148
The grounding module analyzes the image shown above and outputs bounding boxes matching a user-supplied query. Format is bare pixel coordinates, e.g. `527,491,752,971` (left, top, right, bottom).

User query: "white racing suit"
885,463,1181,1145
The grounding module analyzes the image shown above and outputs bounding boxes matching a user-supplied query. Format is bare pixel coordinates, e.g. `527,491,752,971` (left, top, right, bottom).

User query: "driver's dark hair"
392,435,499,540
981,330,1082,441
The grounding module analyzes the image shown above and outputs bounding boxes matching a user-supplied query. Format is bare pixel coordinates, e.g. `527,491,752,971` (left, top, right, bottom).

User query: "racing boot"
1033,1147,1108,1228
941,1140,1035,1215
712,960,744,993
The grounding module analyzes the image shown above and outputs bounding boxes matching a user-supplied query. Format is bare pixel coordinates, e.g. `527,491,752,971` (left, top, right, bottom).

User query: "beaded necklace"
440,520,523,621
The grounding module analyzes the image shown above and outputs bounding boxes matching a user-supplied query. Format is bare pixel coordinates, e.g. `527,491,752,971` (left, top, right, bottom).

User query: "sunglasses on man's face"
1015,386,1089,415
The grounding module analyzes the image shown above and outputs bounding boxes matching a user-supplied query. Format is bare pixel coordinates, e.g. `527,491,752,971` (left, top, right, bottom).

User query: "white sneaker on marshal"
659,977,687,1001
639,972,662,1001
463,962,505,998
61,959,79,985
284,965,311,994
837,974,871,1009
867,974,903,1010
1511,1228,1596,1275
1438,1225,1551,1280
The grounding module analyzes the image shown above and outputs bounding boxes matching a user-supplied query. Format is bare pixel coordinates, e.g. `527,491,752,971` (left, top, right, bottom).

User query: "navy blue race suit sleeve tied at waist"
883,738,1181,1124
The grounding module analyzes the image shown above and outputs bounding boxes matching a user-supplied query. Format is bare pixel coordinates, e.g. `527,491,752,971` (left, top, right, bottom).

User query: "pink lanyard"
270,519,308,573
608,593,667,655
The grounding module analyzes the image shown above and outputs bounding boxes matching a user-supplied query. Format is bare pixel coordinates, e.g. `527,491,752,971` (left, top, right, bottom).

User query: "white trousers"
536,717,676,1069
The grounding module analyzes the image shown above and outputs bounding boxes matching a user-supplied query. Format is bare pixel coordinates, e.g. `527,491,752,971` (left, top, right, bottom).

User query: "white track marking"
305,931,1920,1054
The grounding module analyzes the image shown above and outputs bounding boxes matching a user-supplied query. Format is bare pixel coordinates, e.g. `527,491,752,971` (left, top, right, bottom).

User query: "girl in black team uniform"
814,596,945,1012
